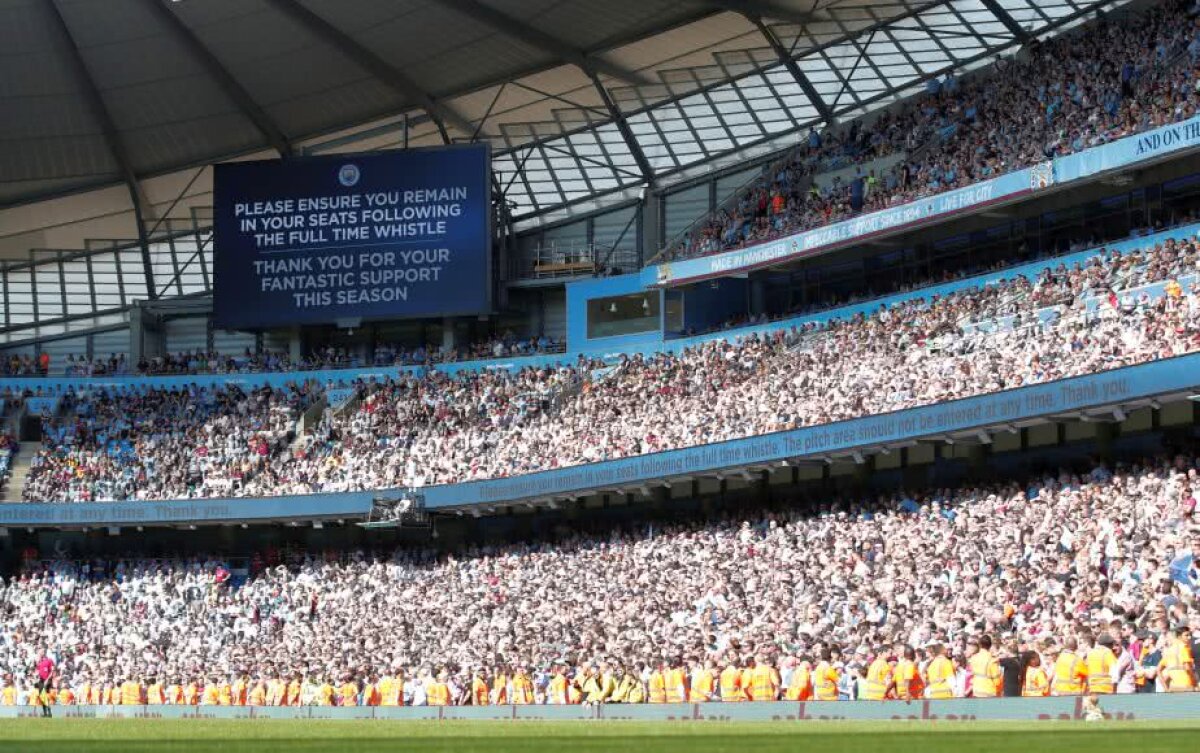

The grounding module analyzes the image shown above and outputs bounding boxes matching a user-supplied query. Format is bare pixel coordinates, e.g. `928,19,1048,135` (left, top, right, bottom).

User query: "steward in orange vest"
718,661,743,702
862,652,895,701
784,659,813,701
813,648,841,702
893,647,924,700
746,656,780,702
688,660,717,702
1051,639,1087,695
664,661,688,704
1159,628,1197,692
1084,632,1116,694
1022,652,1049,697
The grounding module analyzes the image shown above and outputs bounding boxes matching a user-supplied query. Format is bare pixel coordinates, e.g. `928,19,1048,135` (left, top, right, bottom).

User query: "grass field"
0,719,1198,753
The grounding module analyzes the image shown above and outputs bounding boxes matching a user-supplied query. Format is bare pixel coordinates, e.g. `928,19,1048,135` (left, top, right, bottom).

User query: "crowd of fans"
1,451,1199,705
21,384,315,503
9,230,1199,503
5,0,1200,715
241,233,1200,495
673,220,1198,339
664,0,1200,261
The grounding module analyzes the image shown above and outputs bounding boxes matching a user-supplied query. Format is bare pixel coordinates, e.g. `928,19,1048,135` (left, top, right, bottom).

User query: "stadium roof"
2,0,1125,219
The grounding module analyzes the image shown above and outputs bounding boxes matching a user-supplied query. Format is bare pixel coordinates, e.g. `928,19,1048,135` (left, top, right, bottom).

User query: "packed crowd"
244,233,1200,495
21,384,315,503
2,451,1200,706
13,230,1200,503
674,220,1196,339
665,0,1200,261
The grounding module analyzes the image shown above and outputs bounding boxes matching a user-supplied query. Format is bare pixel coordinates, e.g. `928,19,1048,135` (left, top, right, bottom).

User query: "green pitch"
1,719,1198,753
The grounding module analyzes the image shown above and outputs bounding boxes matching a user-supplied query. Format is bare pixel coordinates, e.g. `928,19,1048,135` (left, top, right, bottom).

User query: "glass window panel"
34,267,64,319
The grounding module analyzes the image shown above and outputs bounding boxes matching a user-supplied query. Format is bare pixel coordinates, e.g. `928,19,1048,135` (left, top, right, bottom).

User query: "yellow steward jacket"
1052,652,1086,695
1085,647,1115,694
862,658,892,701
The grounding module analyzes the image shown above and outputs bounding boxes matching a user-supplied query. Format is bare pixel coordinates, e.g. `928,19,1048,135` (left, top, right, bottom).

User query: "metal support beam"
434,0,651,87
46,0,157,299
264,0,474,143
979,0,1032,43
588,73,656,188
747,14,835,123
145,0,293,158
704,0,819,27
432,0,655,186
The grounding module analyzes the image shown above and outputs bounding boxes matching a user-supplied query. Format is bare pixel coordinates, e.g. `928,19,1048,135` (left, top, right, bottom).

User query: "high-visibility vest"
120,682,143,706
249,683,267,706
184,684,200,705
1052,652,1086,695
0,686,15,706
968,650,1000,698
371,683,386,706
739,668,755,700
338,683,358,706
894,660,923,700
647,672,667,704
748,666,778,702
1023,667,1049,697
146,683,165,705
814,662,839,701
1160,644,1196,691
472,678,489,706
665,668,688,703
511,675,533,705
863,659,891,701
688,670,715,702
286,681,302,706
378,677,402,706
1085,647,1115,694
316,684,334,706
548,675,569,705
165,685,183,705
627,681,646,704
784,664,812,701
427,682,450,706
491,675,507,705
718,667,742,702
925,657,955,699
57,688,74,706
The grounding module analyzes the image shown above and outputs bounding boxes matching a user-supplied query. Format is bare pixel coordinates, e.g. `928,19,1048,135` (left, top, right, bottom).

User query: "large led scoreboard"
212,144,490,329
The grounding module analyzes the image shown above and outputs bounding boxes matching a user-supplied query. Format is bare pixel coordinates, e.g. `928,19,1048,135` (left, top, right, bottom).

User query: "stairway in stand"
0,452,32,503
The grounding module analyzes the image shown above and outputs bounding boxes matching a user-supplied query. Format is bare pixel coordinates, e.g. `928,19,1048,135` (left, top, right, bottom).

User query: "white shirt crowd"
244,234,1200,496
11,232,1200,503
2,453,1199,703
22,385,315,502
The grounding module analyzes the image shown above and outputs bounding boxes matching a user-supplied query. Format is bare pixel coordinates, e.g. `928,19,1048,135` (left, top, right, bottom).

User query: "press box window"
587,293,660,338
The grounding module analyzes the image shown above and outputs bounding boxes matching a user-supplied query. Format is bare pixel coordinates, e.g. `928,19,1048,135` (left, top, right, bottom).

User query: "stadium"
1,0,1200,750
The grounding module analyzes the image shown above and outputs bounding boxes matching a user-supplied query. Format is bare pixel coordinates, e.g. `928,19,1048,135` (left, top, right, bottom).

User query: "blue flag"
1169,553,1198,593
